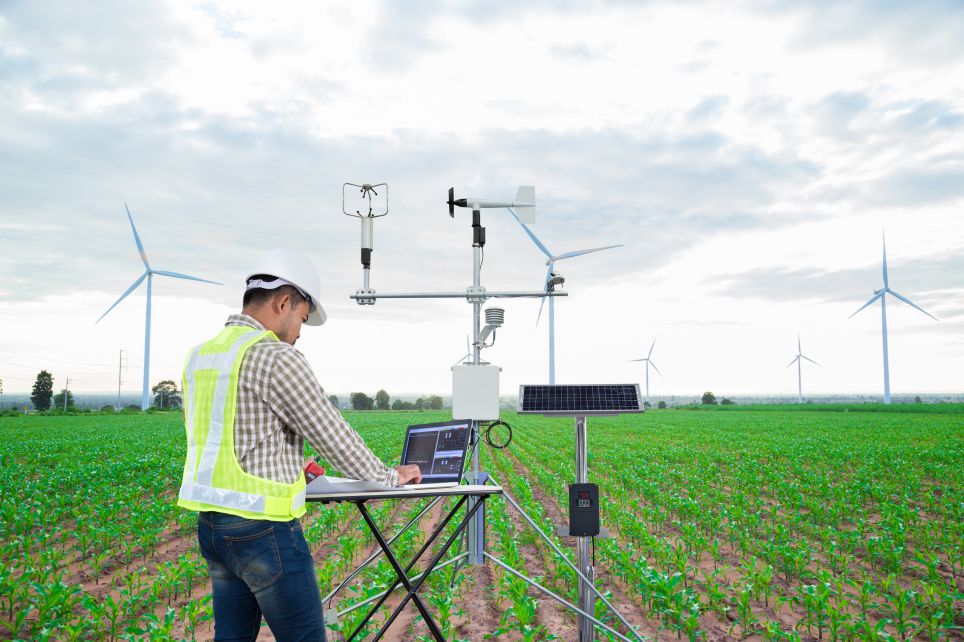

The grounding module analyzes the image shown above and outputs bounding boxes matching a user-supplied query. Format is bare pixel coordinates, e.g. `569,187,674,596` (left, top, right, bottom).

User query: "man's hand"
393,464,423,485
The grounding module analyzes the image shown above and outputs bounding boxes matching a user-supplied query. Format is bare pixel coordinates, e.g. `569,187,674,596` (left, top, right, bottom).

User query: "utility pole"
117,349,128,410
63,376,70,412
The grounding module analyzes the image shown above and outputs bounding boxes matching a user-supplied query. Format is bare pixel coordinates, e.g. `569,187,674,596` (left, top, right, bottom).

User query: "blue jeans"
198,512,327,642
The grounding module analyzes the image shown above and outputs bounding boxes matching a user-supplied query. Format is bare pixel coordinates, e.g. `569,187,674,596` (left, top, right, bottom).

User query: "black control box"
568,483,599,536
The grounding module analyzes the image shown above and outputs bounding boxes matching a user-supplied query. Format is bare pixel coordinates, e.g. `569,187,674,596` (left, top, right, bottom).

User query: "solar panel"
517,384,644,416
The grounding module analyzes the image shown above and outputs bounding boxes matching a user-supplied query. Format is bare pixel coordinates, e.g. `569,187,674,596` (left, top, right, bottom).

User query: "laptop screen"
400,420,471,483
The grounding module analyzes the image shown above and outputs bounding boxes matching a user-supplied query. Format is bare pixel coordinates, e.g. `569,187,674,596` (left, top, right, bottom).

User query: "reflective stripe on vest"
177,326,307,521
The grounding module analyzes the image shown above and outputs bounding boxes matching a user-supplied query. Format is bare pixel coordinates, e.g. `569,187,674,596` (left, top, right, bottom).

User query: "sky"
0,0,962,401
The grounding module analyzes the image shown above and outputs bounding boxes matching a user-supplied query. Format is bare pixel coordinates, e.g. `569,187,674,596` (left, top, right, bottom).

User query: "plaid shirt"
223,314,398,487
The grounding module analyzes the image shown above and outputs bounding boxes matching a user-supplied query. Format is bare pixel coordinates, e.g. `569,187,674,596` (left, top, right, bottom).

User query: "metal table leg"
346,495,482,642
371,496,486,641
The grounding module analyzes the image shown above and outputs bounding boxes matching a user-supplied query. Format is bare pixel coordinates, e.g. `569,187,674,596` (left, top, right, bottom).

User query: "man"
177,248,421,641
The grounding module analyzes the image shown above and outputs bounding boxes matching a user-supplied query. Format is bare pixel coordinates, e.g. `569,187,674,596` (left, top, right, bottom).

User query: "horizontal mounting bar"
350,291,568,300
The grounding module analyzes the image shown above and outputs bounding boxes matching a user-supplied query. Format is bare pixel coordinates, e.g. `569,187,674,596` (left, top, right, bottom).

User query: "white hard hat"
246,249,327,326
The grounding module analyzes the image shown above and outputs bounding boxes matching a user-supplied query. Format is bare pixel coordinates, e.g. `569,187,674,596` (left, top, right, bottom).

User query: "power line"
0,340,108,358
0,348,115,367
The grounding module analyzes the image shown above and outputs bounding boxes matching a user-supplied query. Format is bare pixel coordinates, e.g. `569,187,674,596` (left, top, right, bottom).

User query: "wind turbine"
849,234,937,404
508,208,621,384
629,338,661,401
97,204,221,410
785,333,820,404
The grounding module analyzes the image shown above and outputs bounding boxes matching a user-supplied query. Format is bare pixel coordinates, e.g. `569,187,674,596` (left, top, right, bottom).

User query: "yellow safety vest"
177,325,307,521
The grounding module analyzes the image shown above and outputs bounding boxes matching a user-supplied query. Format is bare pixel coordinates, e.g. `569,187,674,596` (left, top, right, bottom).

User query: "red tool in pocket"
304,462,325,482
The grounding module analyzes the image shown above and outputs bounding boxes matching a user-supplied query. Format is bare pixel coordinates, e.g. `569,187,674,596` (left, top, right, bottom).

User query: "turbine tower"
97,205,221,410
508,208,621,384
785,333,819,404
849,234,937,404
629,338,661,400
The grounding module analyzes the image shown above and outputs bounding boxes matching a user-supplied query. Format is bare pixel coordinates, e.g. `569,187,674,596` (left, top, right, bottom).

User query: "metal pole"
549,295,556,385
117,350,122,410
467,216,484,564
797,357,802,404
63,377,69,412
142,273,152,411
575,416,594,642
483,552,638,642
881,293,891,404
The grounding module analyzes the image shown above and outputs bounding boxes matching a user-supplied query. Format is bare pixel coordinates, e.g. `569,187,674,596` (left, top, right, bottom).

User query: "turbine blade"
882,231,889,289
507,208,552,258
649,361,662,377
785,356,799,369
848,291,883,318
153,269,223,285
647,338,656,359
125,203,151,270
96,272,148,323
797,332,801,354
536,263,552,327
887,288,938,321
801,355,821,367
555,245,622,261
627,358,648,362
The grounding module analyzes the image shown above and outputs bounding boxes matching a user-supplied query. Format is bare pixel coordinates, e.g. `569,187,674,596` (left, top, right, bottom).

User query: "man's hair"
243,274,308,309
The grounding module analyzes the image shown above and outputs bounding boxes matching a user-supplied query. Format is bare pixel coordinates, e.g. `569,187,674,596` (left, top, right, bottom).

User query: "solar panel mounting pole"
574,415,595,642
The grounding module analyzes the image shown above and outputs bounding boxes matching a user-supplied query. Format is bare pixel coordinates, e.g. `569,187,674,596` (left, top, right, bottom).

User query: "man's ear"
271,292,292,316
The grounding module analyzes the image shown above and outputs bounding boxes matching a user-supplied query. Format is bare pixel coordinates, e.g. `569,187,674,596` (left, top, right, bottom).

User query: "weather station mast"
339,183,646,642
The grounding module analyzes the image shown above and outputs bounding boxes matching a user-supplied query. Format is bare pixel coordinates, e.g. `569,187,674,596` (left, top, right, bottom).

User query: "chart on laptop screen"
403,423,469,479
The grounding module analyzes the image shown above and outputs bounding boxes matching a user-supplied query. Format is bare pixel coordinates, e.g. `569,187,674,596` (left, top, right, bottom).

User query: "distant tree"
720,398,735,405
31,370,53,411
52,389,75,410
375,389,390,410
351,392,374,410
657,400,667,409
124,404,141,411
152,380,182,410
643,401,652,410
100,404,115,413
413,397,425,411
328,394,340,408
427,395,443,410
392,399,415,410
914,395,922,404
391,399,403,410
701,391,717,405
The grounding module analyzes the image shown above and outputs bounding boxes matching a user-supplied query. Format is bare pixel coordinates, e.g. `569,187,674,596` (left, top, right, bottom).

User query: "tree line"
340,389,444,411
24,370,182,412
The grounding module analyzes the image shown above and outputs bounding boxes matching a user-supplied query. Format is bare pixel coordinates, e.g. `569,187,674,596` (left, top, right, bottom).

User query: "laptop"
399,419,471,489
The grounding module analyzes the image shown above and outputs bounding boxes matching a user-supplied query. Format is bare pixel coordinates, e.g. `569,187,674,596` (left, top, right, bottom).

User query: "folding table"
308,484,503,641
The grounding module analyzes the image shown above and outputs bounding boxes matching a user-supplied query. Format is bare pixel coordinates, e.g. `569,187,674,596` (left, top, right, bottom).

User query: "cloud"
688,95,729,121
549,42,595,62
774,1,964,63
869,165,964,207
813,91,870,139
711,252,964,312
